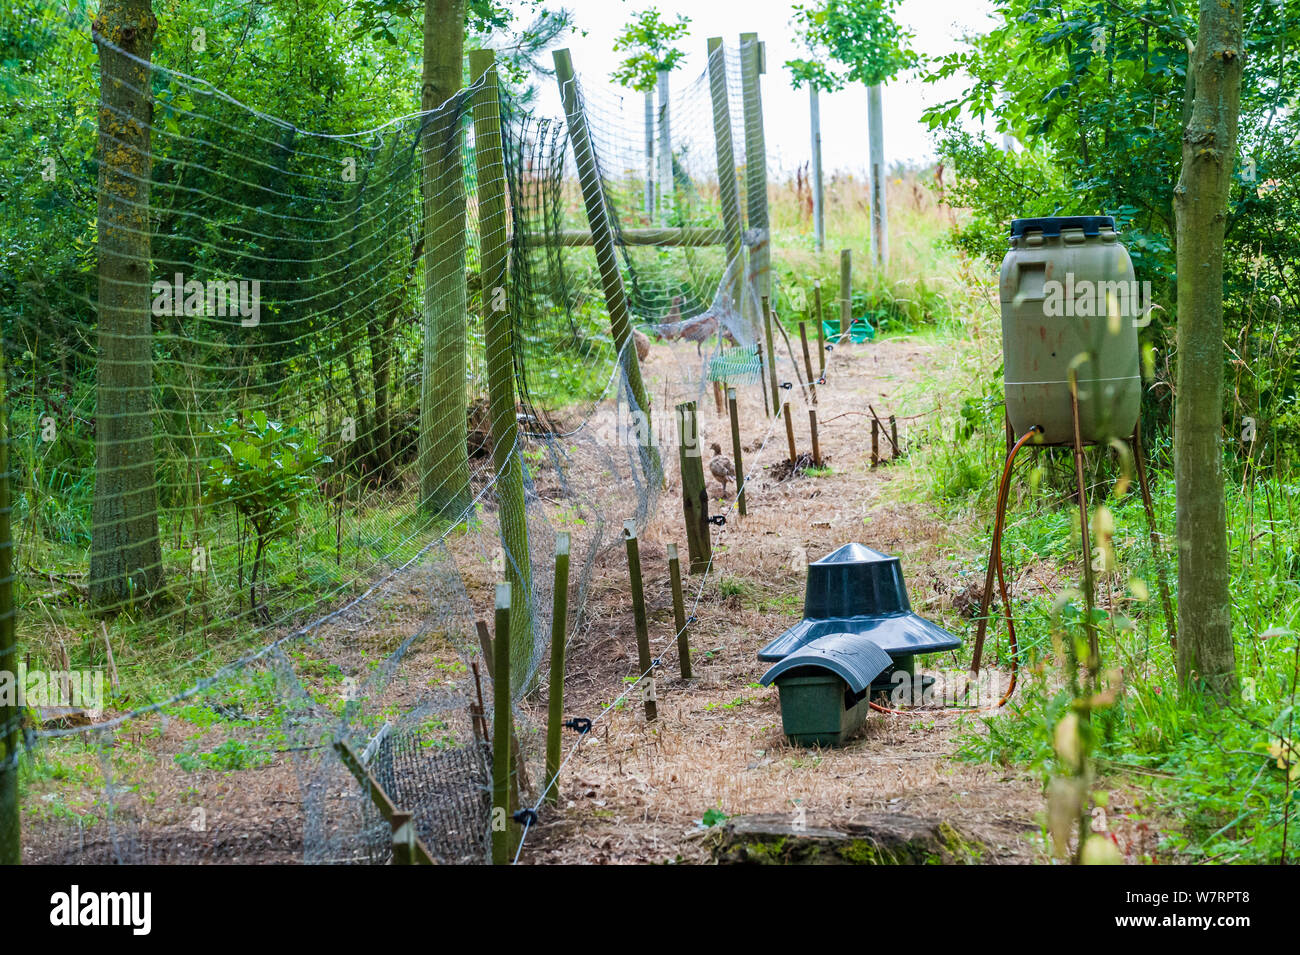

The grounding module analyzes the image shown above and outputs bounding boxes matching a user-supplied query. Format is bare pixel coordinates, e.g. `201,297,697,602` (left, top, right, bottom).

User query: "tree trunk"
810,85,824,253
418,0,472,519
1172,0,1242,701
89,0,162,606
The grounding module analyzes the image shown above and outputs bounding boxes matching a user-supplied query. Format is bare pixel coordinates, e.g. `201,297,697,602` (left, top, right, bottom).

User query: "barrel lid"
1010,215,1115,238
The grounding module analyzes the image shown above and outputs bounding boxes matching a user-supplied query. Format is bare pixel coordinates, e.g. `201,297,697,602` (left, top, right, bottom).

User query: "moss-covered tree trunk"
417,0,472,518
1172,0,1242,700
89,0,162,605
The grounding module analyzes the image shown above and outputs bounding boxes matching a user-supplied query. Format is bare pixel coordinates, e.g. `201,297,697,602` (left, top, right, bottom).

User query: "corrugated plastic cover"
758,632,894,694
758,613,961,662
1009,215,1115,237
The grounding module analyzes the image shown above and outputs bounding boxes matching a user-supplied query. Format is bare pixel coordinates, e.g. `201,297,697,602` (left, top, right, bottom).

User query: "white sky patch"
513,0,999,174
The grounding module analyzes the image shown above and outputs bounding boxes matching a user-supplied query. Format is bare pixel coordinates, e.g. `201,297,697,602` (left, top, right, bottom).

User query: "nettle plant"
204,413,330,620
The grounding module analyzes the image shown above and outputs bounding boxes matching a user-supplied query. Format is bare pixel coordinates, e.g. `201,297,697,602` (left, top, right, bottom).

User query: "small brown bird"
708,442,735,497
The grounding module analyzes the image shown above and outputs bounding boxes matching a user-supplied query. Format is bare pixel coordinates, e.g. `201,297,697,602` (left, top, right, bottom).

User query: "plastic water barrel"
999,216,1142,445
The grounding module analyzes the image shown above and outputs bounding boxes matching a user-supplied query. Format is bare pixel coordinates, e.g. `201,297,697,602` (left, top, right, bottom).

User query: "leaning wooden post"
706,37,744,307
727,387,747,516
815,281,825,375
471,49,533,674
762,295,780,415
739,33,771,311
491,582,513,865
0,349,15,866
839,249,853,342
623,521,658,721
799,321,817,404
667,543,692,679
553,48,659,478
391,810,416,866
543,532,571,807
677,401,711,572
809,408,823,467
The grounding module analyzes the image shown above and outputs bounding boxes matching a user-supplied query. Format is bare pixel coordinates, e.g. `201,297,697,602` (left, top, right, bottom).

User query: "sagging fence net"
2,13,779,863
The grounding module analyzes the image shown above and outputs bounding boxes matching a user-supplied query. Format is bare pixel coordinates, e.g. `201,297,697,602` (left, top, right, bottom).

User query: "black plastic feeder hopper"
758,543,961,746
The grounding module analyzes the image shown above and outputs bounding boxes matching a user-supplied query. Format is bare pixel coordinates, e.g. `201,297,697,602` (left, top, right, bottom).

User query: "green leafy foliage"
788,0,919,90
610,9,691,92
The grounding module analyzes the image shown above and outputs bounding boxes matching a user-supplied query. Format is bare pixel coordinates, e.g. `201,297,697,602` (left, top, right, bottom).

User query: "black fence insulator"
817,376,827,386
708,515,727,526
825,344,834,352
513,808,539,827
780,381,793,390
651,656,664,669
563,717,592,735
687,615,698,625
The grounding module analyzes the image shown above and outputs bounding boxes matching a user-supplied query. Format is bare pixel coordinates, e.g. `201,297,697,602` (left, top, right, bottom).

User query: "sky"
515,0,999,175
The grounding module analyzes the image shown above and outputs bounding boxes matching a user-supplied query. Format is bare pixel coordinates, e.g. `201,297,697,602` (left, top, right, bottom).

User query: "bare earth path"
521,337,1050,864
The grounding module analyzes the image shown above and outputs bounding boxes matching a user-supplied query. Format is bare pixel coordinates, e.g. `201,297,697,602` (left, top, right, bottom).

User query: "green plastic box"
774,673,870,747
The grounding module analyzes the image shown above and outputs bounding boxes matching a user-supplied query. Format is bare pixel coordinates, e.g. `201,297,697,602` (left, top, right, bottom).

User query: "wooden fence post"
623,521,658,721
707,37,744,307
815,281,826,376
491,582,513,865
740,33,771,311
391,810,416,866
810,84,825,253
871,417,879,467
553,48,660,478
471,49,533,673
657,69,672,225
839,249,852,342
762,295,781,416
667,543,692,679
677,401,711,572
727,387,747,516
809,408,823,467
543,532,571,807
799,320,817,404
783,399,798,463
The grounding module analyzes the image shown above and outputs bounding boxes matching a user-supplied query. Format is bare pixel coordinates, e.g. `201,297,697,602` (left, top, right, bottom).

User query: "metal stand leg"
1069,376,1099,676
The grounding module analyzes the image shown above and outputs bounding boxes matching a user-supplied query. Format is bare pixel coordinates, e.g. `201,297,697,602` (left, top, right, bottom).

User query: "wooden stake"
783,399,798,463
476,619,530,805
543,532,571,807
871,418,879,467
762,295,779,415
839,249,852,342
667,543,692,679
623,521,658,721
814,282,825,375
727,387,747,516
809,408,822,467
739,33,771,306
799,321,817,404
756,343,770,417
890,415,899,460
676,401,711,572
712,380,725,415
391,810,416,866
490,582,513,865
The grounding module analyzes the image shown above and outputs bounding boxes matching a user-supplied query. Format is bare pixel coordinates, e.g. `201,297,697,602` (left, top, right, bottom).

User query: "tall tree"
790,0,917,266
418,0,472,519
89,0,162,605
1173,0,1243,700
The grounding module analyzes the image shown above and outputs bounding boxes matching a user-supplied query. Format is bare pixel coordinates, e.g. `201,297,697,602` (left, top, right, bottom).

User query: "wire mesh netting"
2,12,784,864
